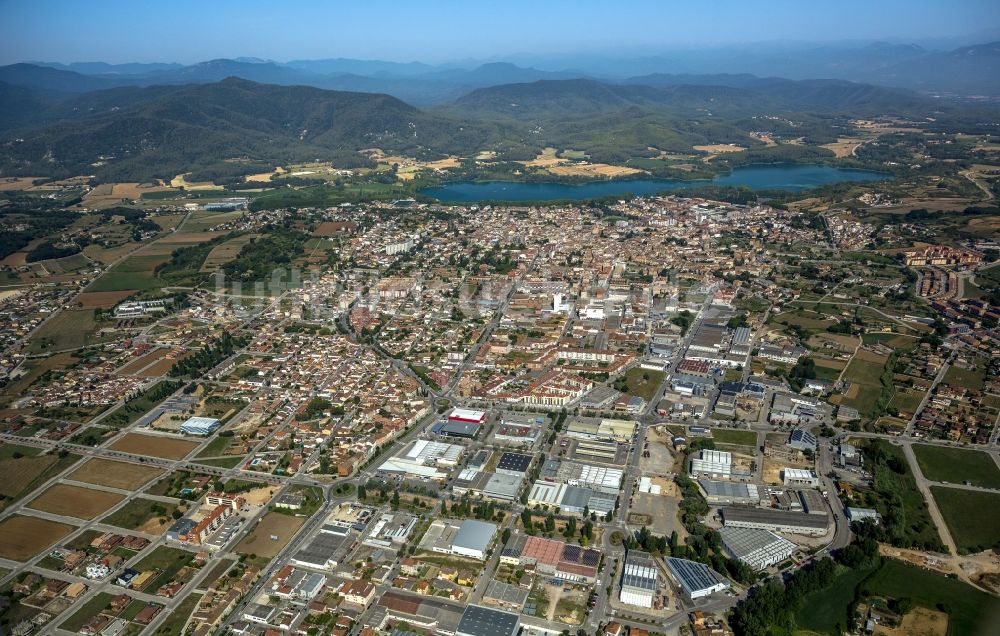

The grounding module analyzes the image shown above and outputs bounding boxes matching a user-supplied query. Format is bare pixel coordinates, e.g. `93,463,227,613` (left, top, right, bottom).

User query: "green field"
930,487,1000,554
194,435,234,458
194,456,243,468
87,254,167,292
27,309,108,352
60,592,115,632
842,357,885,386
860,440,943,551
616,368,665,402
0,444,41,460
861,558,1000,635
912,444,1000,488
710,428,758,447
795,564,877,634
101,497,175,530
151,592,201,636
942,364,986,390
133,546,195,591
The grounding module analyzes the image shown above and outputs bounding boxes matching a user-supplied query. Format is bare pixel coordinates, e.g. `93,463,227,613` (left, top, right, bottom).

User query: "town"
0,189,997,636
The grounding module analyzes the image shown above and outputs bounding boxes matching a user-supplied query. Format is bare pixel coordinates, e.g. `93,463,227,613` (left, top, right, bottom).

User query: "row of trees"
169,331,250,378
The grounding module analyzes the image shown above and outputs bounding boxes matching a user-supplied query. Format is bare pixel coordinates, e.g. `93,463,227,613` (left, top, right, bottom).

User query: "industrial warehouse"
721,507,830,536
418,519,497,560
719,526,798,570
664,557,730,599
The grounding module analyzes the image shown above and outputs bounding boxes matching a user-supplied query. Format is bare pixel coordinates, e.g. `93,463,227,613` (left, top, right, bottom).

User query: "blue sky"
1,0,997,64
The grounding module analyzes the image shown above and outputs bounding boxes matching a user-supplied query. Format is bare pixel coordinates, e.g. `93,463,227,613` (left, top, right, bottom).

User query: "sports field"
27,483,125,519
109,433,199,459
68,458,165,490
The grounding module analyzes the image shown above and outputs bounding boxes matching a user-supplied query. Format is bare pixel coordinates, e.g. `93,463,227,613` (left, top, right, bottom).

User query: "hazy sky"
1,0,998,65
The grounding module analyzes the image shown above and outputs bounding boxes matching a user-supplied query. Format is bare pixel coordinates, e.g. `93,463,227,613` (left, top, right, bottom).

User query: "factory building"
719,527,797,571
664,557,729,599
721,507,829,536
620,550,658,608
782,468,819,487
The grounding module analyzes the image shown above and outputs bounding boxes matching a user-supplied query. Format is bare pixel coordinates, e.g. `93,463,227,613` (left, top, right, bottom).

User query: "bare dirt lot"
693,144,746,153
27,483,125,519
68,458,164,490
118,348,170,375
628,492,682,537
0,177,39,191
109,433,198,460
83,183,178,209
235,512,305,559
821,137,867,158
0,515,76,561
873,607,948,636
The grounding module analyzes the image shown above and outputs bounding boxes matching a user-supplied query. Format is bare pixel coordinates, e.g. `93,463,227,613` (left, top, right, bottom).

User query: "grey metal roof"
722,507,829,529
718,527,792,559
456,604,520,636
665,557,723,596
452,520,497,553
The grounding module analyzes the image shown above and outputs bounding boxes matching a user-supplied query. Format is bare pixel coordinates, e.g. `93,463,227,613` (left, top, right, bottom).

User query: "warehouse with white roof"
719,526,797,570
377,439,463,481
180,416,222,436
689,449,732,479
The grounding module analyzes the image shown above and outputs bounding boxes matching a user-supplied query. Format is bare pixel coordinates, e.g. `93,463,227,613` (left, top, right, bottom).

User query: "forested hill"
0,78,505,181
448,77,947,120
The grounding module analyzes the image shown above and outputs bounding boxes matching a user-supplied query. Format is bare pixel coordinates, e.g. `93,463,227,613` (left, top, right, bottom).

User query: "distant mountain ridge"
7,38,1000,102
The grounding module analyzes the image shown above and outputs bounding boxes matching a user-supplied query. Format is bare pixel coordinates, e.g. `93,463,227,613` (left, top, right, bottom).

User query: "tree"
391,491,400,510
357,484,367,501
502,528,512,545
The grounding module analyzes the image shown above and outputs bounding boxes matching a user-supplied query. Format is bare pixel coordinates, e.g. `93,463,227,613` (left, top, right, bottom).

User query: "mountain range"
1,39,999,183
6,38,1000,105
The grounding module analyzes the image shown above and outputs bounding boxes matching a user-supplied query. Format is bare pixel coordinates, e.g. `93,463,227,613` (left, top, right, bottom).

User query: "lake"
418,164,887,202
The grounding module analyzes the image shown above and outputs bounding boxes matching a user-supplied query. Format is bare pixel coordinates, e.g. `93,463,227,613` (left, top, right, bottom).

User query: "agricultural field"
912,444,1000,488
67,458,165,490
76,290,136,309
82,182,177,208
234,511,306,559
930,487,1000,554
199,234,255,271
27,483,125,519
0,449,81,512
86,253,168,292
102,497,180,533
860,558,1000,636
0,515,76,561
109,433,199,459
838,351,890,415
26,308,110,353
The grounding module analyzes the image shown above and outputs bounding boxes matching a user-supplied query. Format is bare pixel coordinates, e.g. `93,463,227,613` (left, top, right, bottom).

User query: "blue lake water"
418,164,887,202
